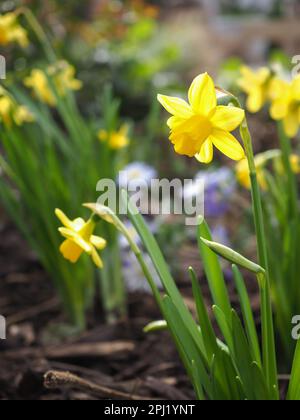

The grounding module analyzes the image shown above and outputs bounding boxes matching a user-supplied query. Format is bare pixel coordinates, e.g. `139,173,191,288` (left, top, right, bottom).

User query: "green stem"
278,121,298,219
18,7,57,63
240,118,279,399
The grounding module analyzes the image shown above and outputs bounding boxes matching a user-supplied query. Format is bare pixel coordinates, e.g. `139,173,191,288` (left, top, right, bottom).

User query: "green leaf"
189,267,218,364
198,221,232,319
287,339,300,400
123,190,207,359
232,265,262,367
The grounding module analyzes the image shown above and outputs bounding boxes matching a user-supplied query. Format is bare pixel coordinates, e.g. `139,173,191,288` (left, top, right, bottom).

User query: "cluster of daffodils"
0,12,28,47
55,209,107,268
238,66,300,138
98,124,130,150
236,150,300,191
24,61,82,106
0,87,34,127
157,73,245,164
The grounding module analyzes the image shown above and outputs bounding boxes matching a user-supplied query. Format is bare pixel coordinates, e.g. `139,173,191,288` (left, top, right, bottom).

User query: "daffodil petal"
167,116,186,129
90,236,107,250
270,100,288,120
157,94,192,118
247,89,264,113
284,112,299,138
195,139,213,164
55,208,73,229
211,106,245,131
59,228,92,253
91,248,103,268
72,218,86,231
188,73,216,115
60,239,83,263
211,129,245,161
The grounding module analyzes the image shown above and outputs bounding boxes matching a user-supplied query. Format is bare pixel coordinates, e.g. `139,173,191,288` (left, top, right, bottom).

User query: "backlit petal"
90,236,107,250
55,208,73,229
211,106,245,131
211,129,245,161
188,73,216,115
195,139,214,164
157,94,192,118
91,248,103,268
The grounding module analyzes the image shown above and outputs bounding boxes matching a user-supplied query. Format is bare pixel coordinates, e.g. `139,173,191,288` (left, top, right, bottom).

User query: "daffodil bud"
200,237,265,275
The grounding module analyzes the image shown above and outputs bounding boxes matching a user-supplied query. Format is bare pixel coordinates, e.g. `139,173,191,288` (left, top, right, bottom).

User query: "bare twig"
44,370,153,400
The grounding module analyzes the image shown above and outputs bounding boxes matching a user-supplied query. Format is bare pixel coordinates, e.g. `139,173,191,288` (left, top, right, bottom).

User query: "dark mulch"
0,217,195,401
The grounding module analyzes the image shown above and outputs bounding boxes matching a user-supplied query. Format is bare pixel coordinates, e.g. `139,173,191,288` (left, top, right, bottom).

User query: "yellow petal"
246,89,264,113
283,112,299,138
91,248,104,268
157,94,192,118
270,100,288,120
188,73,216,115
55,208,73,229
60,239,83,263
90,235,107,250
59,228,92,253
211,129,245,161
167,116,186,129
211,106,245,131
195,139,214,164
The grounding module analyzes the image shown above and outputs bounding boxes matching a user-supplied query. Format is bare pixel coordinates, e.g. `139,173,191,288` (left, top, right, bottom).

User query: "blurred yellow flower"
24,61,82,106
158,72,245,163
270,76,300,138
290,154,300,174
0,87,34,126
238,66,271,113
50,61,83,94
0,12,28,47
24,69,56,106
236,155,267,190
236,151,300,190
55,209,107,268
98,124,130,150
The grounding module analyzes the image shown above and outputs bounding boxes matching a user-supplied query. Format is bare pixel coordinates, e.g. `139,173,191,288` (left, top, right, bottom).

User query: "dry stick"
44,371,154,400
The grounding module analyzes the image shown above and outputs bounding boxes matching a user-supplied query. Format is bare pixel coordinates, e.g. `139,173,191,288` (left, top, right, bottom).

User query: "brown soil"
0,219,195,401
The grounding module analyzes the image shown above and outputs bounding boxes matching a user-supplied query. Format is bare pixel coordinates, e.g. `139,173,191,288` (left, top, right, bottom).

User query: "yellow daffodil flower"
290,154,300,174
0,12,28,47
24,69,56,106
236,151,300,190
269,76,300,138
157,73,245,163
236,155,267,190
50,61,83,95
24,62,82,106
0,87,34,126
98,124,129,150
55,209,107,268
237,66,271,113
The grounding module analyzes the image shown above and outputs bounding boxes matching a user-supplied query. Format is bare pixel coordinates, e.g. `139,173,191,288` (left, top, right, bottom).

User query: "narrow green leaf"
198,221,232,319
232,265,262,367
